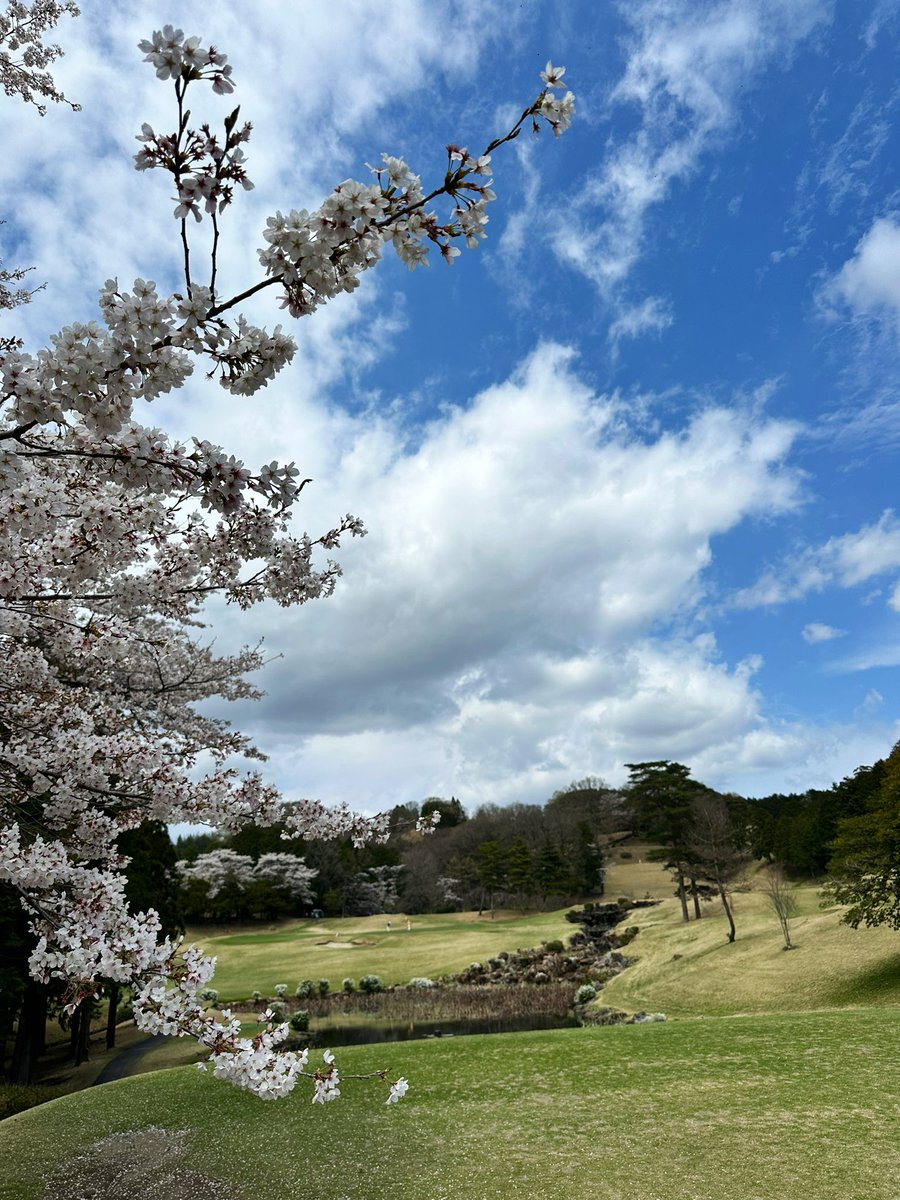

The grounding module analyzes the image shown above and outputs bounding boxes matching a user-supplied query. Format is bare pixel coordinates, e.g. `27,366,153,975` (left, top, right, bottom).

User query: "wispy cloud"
553,0,830,311
608,295,673,352
734,510,900,608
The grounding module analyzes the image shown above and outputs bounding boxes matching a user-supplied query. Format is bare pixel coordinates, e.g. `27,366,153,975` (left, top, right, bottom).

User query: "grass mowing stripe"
3,1009,899,1200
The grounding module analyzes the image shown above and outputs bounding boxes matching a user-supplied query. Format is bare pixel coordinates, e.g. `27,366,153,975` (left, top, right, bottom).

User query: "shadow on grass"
826,955,900,1006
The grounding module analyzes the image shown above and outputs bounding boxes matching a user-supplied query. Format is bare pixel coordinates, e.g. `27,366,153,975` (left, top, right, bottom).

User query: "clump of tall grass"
274,981,578,1025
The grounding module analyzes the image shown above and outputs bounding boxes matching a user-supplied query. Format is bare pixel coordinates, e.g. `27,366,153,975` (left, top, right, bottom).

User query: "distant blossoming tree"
0,11,574,1101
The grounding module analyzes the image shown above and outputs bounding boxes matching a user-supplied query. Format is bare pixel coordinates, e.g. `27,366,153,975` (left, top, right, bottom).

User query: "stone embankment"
450,899,667,1026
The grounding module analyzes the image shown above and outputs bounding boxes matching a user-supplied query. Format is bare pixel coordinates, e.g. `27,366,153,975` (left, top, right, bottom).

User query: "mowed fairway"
3,1009,899,1200
190,909,573,1000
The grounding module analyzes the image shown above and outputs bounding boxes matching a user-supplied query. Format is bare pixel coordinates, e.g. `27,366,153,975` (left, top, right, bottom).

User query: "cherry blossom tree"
178,848,256,897
253,852,318,904
0,19,573,1101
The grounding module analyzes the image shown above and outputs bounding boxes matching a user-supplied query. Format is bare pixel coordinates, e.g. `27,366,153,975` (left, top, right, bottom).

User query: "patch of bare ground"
40,1127,244,1200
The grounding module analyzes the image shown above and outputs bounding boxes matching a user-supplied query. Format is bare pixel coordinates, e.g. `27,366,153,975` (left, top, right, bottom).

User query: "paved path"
92,1033,166,1085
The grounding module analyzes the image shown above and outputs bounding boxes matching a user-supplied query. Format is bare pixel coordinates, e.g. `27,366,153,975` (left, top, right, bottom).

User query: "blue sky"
5,0,900,811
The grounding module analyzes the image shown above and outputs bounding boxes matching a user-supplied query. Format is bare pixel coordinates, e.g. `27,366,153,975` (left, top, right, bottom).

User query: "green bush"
543,939,565,953
274,983,287,997
317,978,330,996
295,979,315,999
289,1009,310,1032
617,926,639,947
199,987,218,1006
266,1001,287,1023
342,977,355,993
407,977,436,989
574,983,598,1005
251,990,261,1003
359,974,384,994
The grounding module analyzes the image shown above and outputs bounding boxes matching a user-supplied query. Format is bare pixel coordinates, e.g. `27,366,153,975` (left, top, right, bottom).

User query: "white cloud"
832,644,900,673
188,342,806,806
802,622,846,644
821,216,900,321
553,0,829,298
857,688,884,715
733,510,900,608
863,0,900,49
608,295,673,351
691,720,898,797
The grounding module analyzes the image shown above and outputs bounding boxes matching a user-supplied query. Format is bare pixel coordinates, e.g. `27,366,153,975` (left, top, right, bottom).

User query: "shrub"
199,987,218,1006
407,977,436,990
251,990,261,1003
617,926,639,947
289,1009,310,1032
359,974,384,994
543,939,564,954
619,850,633,859
295,979,315,999
574,983,598,1005
267,1001,287,1022
317,978,330,996
342,977,356,994
274,983,288,997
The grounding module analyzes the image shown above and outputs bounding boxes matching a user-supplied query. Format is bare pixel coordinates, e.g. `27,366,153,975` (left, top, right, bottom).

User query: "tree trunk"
690,878,702,919
74,1000,92,1065
69,1004,80,1059
719,885,736,943
778,910,793,949
10,981,46,1085
106,982,120,1051
676,870,689,922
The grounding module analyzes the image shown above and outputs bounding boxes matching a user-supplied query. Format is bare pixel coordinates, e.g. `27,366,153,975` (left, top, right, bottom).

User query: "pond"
305,1012,579,1046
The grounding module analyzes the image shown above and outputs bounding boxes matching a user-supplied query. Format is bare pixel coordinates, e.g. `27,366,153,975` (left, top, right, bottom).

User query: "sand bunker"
316,939,376,948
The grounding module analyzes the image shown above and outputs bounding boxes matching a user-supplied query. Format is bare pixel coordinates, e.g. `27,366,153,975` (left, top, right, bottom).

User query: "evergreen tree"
506,838,534,910
476,841,507,917
535,841,571,906
625,761,705,920
824,742,900,928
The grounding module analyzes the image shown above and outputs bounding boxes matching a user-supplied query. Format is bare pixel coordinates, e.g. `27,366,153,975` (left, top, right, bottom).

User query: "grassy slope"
603,884,900,1016
601,841,678,899
188,909,572,1001
4,1010,900,1200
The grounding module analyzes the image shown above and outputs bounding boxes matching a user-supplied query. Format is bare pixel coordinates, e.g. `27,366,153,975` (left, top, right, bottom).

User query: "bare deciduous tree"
761,865,798,950
687,794,747,944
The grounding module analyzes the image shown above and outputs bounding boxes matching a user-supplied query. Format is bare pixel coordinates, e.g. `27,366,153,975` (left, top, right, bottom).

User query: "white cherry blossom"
1,22,572,1102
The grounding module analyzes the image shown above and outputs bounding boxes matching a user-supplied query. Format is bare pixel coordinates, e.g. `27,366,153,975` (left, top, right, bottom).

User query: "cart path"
92,1033,166,1084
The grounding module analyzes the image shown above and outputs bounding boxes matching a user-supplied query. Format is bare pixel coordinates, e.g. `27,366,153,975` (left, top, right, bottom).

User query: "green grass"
4,1009,900,1199
602,884,900,1016
601,841,677,898
187,909,572,1001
